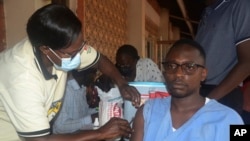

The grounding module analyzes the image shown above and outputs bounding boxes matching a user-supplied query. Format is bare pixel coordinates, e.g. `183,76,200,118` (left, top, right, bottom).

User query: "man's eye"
185,64,195,70
168,64,177,69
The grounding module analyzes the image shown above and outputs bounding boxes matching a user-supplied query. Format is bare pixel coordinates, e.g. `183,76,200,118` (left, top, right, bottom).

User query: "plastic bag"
96,85,123,126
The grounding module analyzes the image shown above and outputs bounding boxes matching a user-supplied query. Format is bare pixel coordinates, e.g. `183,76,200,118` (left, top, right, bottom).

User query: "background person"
130,39,243,141
96,44,165,93
195,0,250,116
52,68,99,134
115,44,165,82
241,76,250,124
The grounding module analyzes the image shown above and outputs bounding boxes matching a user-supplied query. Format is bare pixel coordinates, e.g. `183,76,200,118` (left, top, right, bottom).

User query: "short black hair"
26,4,82,50
116,44,140,60
72,68,96,78
168,39,206,61
71,68,97,87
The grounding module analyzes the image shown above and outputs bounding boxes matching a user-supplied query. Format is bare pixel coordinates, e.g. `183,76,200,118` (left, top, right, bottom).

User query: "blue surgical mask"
47,48,81,72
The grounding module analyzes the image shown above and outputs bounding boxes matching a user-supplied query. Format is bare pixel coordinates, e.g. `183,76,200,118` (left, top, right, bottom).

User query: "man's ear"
201,67,208,82
39,46,50,55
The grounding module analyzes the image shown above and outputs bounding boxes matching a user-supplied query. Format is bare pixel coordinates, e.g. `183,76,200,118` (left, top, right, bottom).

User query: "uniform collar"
210,0,230,10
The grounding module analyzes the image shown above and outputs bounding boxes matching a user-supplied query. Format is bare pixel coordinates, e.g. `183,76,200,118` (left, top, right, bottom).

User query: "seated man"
130,39,244,141
52,68,99,133
115,44,165,82
96,44,165,93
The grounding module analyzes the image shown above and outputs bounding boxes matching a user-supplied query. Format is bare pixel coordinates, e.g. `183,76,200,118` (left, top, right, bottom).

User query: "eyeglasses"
162,62,205,75
57,41,86,59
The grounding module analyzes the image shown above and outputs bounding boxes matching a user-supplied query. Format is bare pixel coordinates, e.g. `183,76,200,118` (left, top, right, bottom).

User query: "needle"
129,117,134,126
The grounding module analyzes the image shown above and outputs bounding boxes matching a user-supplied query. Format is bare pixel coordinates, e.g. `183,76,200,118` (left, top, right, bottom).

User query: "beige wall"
4,0,50,48
159,8,169,40
127,0,145,57
127,0,161,58
0,0,6,51
3,0,78,48
3,0,172,63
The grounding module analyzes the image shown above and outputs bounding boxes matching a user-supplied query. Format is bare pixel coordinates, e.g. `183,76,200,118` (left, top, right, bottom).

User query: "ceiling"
157,0,206,39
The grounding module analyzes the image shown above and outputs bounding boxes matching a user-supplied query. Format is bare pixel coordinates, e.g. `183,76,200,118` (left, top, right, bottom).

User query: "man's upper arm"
237,40,250,73
130,105,144,141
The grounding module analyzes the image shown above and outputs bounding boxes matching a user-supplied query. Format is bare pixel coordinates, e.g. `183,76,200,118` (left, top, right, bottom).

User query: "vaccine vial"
93,117,99,130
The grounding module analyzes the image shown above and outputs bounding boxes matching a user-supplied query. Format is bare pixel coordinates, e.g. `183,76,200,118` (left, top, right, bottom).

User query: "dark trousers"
200,84,243,115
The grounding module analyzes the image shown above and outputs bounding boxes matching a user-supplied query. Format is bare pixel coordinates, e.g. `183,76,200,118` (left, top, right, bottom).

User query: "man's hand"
119,84,141,108
98,117,132,140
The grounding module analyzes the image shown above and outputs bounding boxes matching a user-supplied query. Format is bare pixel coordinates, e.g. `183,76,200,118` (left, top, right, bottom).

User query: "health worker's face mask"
47,48,81,72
